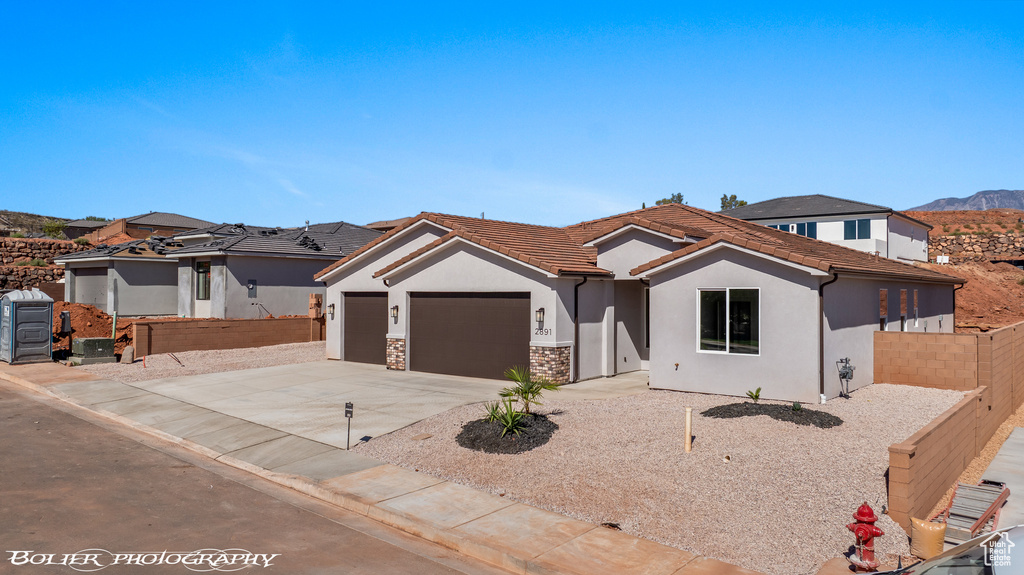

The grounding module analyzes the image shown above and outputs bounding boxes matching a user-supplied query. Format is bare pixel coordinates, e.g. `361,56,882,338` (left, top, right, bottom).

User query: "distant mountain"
910,190,1024,211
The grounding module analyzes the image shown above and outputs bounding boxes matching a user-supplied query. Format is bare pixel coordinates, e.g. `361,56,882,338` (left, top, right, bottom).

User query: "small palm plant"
746,387,761,403
493,397,527,437
500,366,559,415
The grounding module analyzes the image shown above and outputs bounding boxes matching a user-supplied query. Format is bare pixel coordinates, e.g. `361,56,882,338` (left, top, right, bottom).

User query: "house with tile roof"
315,203,963,403
721,194,932,262
81,211,217,244
56,222,380,318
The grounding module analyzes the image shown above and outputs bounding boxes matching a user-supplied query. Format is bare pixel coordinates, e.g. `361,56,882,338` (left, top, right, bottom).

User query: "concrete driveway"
128,361,512,447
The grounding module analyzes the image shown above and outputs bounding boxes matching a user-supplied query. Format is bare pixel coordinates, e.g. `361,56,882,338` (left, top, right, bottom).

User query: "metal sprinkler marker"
684,407,693,453
345,402,354,450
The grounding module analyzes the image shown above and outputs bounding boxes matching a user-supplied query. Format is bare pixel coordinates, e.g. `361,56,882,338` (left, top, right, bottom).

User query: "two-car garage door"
343,292,531,380
409,293,530,380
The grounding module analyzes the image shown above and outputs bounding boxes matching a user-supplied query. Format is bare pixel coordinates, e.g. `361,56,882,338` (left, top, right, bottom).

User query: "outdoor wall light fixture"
391,305,399,320
327,303,335,319
535,308,545,323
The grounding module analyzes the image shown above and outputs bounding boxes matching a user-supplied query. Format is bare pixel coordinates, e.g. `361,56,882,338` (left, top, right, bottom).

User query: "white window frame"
695,287,761,356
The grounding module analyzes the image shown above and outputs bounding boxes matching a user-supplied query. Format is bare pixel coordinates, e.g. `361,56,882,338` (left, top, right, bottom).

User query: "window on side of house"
900,289,908,331
844,219,872,240
195,261,211,301
644,287,650,349
698,288,759,355
879,289,888,331
914,289,919,327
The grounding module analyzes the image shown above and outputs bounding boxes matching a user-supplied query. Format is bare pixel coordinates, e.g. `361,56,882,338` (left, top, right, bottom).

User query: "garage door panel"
410,293,529,380
344,292,387,365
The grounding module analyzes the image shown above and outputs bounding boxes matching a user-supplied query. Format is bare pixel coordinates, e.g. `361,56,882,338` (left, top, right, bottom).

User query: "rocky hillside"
911,190,1024,211
0,210,68,235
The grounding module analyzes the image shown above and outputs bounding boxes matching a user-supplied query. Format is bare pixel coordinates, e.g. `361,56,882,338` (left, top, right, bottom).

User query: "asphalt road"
0,381,509,575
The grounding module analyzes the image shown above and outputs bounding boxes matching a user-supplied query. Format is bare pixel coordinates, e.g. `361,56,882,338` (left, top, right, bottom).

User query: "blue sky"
2,2,1022,227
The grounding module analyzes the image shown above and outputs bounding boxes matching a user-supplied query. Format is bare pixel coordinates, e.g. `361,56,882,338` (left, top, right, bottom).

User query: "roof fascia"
827,268,962,285
743,209,891,221
318,219,451,282
582,223,696,247
379,236,559,280
888,212,934,231
635,242,830,279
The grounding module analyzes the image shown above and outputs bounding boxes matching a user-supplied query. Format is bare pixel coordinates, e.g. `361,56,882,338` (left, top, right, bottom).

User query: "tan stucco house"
316,204,963,403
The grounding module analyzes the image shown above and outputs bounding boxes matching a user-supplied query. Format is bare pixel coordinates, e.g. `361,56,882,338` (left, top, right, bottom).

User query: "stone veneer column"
530,345,571,384
386,338,406,371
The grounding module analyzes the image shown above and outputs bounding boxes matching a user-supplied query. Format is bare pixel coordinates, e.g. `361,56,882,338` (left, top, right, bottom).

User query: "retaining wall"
0,237,89,265
0,265,66,290
133,317,326,356
877,323,1024,530
929,232,1024,263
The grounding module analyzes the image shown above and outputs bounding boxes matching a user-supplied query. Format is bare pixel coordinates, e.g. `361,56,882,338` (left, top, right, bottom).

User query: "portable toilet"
0,289,54,364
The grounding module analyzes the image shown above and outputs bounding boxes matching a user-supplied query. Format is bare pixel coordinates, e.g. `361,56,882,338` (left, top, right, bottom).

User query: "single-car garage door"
410,292,530,380
344,292,388,365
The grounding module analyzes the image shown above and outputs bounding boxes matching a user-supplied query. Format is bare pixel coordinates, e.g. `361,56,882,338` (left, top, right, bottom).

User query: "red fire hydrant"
847,502,884,572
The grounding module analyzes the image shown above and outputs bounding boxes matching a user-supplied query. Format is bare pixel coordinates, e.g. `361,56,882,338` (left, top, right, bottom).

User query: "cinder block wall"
879,322,1024,531
133,317,326,356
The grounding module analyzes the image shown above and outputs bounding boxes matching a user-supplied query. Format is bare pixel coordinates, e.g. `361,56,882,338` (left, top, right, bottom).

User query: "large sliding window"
698,288,759,355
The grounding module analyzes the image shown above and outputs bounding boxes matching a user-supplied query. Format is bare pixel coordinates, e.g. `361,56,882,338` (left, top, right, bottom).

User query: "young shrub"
494,397,526,437
500,365,559,415
792,402,802,411
1017,277,1024,286
13,260,29,266
483,400,502,423
10,232,25,238
746,387,761,403
73,237,90,245
29,258,47,266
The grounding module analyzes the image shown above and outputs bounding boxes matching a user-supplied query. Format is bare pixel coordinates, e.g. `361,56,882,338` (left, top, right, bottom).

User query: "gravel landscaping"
356,383,965,575
79,342,326,383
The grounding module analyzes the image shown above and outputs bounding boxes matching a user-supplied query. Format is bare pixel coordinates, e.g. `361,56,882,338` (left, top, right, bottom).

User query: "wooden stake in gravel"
685,407,693,453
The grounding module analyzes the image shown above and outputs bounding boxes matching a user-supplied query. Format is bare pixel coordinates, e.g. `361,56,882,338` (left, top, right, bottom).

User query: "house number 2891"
534,328,551,336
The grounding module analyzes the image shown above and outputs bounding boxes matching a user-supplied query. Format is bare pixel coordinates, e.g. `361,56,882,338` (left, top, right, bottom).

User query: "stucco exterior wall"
648,248,822,403
108,260,177,316
754,215,890,258
887,216,930,262
323,223,449,360
595,228,678,278
222,256,329,318
385,242,568,373
69,264,108,311
177,260,194,317
823,276,954,397
576,279,612,380
615,280,647,373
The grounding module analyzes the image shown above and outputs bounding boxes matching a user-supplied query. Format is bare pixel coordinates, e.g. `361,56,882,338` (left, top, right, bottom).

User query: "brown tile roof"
371,214,612,278
625,205,964,284
315,204,964,285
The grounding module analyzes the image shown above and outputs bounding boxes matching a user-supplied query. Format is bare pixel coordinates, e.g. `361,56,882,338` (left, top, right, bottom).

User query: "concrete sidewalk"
983,427,1024,528
0,361,760,575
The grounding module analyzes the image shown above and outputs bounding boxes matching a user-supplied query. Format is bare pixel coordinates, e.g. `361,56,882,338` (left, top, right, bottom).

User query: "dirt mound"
906,209,1024,235
920,261,1024,332
51,302,134,354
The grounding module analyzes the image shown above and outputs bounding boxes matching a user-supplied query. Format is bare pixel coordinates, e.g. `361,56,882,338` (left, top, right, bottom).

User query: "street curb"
0,368,762,575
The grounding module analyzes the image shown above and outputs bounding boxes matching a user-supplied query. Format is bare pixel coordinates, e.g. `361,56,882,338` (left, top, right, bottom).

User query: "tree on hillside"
720,194,747,210
655,193,685,206
42,219,67,239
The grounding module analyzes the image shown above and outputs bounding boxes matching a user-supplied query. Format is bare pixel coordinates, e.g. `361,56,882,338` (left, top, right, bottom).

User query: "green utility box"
70,337,116,365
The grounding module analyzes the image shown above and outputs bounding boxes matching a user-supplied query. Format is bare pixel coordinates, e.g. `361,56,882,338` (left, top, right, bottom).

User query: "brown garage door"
344,292,388,365
410,292,530,380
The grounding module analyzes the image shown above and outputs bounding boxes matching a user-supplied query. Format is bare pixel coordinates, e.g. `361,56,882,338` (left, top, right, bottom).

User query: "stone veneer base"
530,345,571,384
386,338,406,371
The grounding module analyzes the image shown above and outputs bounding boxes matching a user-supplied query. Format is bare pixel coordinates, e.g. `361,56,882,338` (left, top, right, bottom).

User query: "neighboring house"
63,219,110,240
365,217,414,233
721,195,931,262
315,204,962,403
56,222,381,318
82,212,216,244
